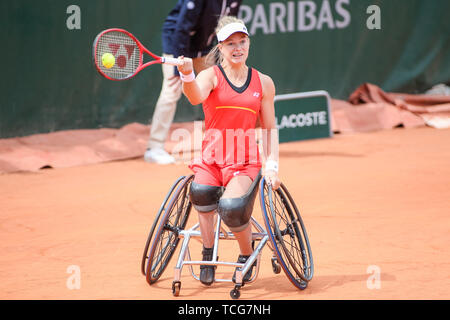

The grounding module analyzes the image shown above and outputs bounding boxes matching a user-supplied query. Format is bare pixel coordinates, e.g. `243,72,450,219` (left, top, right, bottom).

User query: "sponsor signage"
274,91,333,142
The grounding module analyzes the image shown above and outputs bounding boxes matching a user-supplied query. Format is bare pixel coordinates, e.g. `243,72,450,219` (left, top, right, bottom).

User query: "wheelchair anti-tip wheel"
141,174,193,284
260,177,314,290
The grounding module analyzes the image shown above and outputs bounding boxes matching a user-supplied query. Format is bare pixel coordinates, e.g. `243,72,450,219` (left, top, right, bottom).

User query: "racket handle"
161,57,183,66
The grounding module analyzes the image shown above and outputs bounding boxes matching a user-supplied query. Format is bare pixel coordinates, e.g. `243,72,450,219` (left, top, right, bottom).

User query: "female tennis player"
177,16,280,285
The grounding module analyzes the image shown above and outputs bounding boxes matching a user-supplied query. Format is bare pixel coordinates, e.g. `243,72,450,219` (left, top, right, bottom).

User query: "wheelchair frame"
141,174,313,299
172,215,269,299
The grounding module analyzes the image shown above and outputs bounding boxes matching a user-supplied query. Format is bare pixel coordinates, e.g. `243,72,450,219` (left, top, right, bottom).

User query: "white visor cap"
217,22,249,42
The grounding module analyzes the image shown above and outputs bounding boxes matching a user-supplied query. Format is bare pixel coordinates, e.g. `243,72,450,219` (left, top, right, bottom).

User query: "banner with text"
275,91,332,142
0,0,449,138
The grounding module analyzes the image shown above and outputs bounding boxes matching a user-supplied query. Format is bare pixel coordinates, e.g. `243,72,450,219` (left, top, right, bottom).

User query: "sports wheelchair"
141,172,314,299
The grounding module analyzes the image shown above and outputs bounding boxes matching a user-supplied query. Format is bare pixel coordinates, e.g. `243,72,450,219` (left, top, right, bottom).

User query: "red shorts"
189,161,262,187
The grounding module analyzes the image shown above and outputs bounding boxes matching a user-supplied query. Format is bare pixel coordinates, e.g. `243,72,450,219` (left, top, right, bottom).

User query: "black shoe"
200,247,215,286
232,254,257,284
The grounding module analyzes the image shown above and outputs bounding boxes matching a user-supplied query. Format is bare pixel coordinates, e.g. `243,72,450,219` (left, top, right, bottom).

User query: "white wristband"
265,160,279,173
180,70,195,82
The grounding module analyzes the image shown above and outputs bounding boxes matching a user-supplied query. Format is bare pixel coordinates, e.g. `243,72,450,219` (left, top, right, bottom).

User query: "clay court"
1,125,449,300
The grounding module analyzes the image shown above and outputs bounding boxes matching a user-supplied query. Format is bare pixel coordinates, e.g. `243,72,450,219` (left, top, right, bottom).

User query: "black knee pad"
217,171,262,232
189,182,223,213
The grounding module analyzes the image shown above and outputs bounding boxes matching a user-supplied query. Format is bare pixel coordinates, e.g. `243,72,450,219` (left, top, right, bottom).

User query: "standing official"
145,0,243,164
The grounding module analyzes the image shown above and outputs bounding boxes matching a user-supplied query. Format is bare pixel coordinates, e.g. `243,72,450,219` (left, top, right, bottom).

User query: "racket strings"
96,31,141,80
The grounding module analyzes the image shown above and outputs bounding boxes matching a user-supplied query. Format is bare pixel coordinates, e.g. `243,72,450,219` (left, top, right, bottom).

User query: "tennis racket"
92,28,183,81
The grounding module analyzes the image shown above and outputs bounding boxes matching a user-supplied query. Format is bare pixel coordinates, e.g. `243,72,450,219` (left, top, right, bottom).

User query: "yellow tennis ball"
102,53,115,69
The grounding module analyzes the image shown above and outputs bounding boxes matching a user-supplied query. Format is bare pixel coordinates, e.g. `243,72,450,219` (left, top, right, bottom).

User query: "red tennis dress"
189,65,263,186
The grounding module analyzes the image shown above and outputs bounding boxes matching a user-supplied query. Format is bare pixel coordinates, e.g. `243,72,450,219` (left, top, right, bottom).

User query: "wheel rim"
146,175,193,283
260,178,313,287
141,176,185,275
278,183,314,281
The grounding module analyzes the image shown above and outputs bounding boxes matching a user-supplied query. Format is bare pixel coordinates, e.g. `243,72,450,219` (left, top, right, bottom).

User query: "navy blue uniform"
162,0,242,58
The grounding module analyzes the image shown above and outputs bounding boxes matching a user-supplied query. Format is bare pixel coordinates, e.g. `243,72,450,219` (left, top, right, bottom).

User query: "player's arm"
259,72,278,161
258,72,280,189
177,57,215,105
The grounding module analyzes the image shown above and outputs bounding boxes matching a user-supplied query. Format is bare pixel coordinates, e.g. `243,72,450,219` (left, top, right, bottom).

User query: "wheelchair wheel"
141,175,186,276
260,177,314,289
143,174,194,284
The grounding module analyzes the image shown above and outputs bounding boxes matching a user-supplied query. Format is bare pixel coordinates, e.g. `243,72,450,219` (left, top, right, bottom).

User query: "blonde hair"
205,16,248,66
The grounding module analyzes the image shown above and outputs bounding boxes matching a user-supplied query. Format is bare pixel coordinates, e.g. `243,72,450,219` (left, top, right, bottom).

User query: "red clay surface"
1,126,449,300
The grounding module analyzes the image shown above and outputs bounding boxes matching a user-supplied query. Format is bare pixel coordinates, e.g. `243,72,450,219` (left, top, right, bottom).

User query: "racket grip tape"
161,57,183,66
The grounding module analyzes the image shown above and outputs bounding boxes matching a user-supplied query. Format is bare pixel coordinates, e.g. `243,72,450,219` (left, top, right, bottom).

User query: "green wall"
0,0,449,138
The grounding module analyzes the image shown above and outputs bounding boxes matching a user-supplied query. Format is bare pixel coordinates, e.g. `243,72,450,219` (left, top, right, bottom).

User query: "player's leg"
220,176,254,255
189,165,223,285
198,211,215,248
197,210,216,286
190,196,219,286
219,175,259,283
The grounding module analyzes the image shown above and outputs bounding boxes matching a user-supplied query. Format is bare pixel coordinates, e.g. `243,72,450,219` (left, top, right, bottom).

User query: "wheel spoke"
262,179,314,286
145,175,193,284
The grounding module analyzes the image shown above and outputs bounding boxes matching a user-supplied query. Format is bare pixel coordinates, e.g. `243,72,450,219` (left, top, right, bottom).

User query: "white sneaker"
144,148,175,164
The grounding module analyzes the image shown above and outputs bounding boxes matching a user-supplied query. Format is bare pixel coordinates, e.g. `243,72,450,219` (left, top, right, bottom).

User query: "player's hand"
265,170,281,190
177,56,194,76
